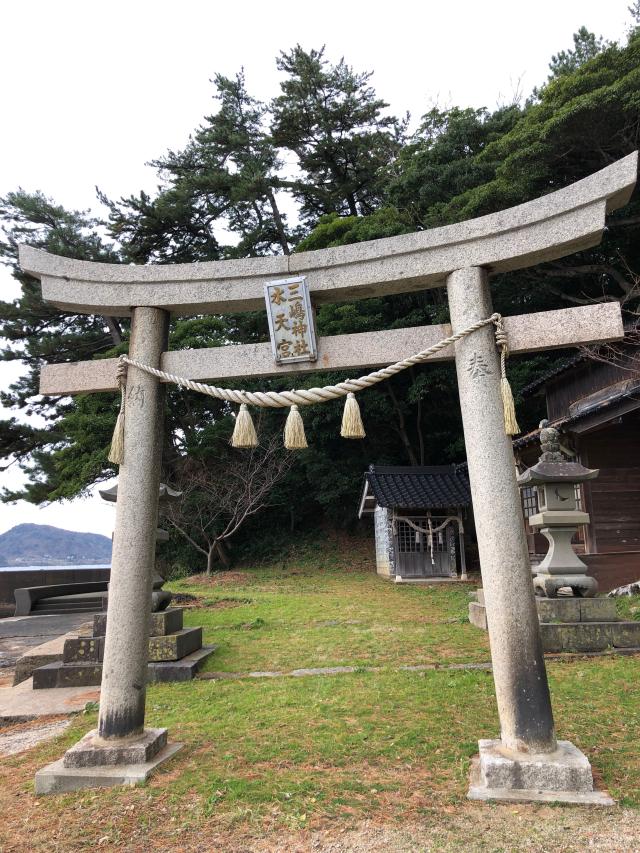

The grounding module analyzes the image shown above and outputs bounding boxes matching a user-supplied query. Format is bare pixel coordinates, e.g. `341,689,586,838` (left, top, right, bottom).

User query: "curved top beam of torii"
19,152,637,318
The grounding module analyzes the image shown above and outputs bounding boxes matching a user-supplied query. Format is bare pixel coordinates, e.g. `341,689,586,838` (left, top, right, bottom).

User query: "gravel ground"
165,808,640,853
0,718,70,756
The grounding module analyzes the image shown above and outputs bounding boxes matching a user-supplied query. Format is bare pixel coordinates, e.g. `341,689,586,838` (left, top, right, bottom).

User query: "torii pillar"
24,152,636,799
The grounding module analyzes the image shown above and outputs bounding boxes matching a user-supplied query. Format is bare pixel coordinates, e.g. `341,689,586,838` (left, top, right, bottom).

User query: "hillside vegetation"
0,523,111,566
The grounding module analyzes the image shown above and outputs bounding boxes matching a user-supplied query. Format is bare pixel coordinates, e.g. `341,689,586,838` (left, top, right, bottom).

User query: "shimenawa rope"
108,313,519,462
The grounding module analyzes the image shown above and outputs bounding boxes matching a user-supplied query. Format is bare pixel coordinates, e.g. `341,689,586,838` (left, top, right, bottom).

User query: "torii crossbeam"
24,152,637,801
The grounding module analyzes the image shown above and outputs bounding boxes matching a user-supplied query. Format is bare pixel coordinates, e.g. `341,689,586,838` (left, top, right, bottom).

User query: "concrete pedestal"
468,739,614,805
35,742,183,795
63,727,167,767
35,726,183,794
534,573,598,598
470,589,640,652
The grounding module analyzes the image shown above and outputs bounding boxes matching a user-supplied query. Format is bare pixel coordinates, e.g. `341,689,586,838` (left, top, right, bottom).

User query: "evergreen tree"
103,71,292,262
271,46,406,223
3,26,640,562
547,26,609,80
387,105,522,227
0,191,124,498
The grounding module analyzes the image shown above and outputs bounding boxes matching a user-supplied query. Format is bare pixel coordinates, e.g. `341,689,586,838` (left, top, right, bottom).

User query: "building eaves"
364,465,471,510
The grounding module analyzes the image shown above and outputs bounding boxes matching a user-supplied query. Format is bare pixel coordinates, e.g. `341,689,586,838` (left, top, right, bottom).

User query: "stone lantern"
517,420,599,598
99,481,182,610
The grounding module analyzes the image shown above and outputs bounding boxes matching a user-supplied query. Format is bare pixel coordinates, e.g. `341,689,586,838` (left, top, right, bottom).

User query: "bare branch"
165,432,293,571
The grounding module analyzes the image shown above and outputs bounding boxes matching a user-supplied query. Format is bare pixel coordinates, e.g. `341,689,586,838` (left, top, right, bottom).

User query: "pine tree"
271,46,406,223
103,71,292,262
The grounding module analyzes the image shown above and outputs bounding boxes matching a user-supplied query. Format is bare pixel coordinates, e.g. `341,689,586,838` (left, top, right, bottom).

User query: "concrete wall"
374,507,395,578
0,568,111,615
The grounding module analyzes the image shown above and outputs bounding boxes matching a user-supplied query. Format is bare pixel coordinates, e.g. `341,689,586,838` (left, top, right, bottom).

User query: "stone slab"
535,597,618,623
63,727,166,768
528,511,590,527
476,738,594,793
63,626,201,663
1,635,53,673
468,757,614,805
469,597,640,652
13,626,90,685
468,601,488,630
35,742,183,795
33,661,103,689
535,598,581,623
148,627,202,661
0,677,99,723
147,645,217,682
92,607,183,639
63,635,102,663
40,304,624,395
34,645,217,688
393,577,459,584
21,154,637,317
579,598,619,622
541,621,640,652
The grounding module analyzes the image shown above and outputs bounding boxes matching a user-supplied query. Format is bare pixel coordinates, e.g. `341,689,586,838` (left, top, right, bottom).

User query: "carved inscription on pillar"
465,352,492,379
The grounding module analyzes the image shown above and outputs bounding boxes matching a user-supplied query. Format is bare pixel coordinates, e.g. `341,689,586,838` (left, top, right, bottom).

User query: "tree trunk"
387,384,418,465
206,547,216,576
416,391,425,465
104,316,123,346
266,187,291,256
346,193,358,217
215,539,232,570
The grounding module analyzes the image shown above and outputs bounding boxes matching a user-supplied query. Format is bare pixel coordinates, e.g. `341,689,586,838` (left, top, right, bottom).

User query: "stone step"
91,607,184,638
470,597,640,652
32,646,217,689
32,598,104,614
536,597,618,624
541,621,640,653
34,661,103,689
474,589,619,624
63,627,202,664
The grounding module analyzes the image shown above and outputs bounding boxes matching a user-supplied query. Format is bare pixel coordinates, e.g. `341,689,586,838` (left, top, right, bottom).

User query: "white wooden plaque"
264,276,318,365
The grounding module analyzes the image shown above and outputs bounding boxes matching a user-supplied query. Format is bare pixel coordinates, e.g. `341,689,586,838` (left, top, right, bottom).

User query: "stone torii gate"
26,152,636,800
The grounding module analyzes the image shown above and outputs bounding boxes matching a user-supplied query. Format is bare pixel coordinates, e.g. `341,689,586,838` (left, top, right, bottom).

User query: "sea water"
0,564,111,572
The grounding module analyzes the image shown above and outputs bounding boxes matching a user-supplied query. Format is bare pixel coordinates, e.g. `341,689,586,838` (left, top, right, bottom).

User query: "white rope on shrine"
108,312,519,461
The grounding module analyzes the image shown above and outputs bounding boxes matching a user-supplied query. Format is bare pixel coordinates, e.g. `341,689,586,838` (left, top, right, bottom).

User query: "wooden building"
359,465,470,582
515,332,640,592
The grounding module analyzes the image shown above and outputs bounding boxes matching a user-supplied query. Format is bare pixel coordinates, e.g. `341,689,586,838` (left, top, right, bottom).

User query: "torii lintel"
19,152,638,318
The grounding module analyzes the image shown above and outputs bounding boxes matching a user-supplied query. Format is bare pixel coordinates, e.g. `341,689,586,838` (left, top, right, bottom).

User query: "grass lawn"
1,538,639,851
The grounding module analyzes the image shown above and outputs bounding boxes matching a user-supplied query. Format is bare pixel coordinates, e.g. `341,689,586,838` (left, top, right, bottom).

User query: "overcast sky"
0,0,634,537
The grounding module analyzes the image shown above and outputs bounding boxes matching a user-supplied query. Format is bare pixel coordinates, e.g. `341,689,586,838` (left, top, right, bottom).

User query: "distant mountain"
0,524,112,567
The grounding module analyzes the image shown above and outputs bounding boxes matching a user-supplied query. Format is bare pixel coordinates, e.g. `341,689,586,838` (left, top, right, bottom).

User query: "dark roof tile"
365,465,471,509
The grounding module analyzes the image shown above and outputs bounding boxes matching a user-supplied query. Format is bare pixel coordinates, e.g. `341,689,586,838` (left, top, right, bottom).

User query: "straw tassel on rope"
493,317,520,436
284,405,307,449
231,403,258,448
341,392,366,439
118,314,507,448
108,356,128,465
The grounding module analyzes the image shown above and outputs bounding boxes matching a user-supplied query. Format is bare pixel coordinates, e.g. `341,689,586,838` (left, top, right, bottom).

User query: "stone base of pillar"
468,739,614,805
35,728,182,795
533,574,598,598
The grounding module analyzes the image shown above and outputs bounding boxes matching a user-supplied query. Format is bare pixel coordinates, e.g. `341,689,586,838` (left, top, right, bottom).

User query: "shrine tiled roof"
364,465,471,510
